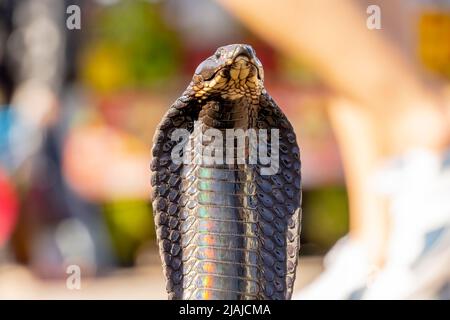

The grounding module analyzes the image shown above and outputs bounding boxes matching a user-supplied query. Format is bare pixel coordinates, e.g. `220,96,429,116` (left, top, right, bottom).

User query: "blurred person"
218,0,450,299
0,0,116,276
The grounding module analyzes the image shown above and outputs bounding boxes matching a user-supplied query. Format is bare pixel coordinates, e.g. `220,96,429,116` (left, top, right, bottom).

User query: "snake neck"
180,96,263,299
197,97,259,130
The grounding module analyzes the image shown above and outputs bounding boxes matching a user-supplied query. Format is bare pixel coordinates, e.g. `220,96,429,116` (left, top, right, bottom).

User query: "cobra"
151,44,302,300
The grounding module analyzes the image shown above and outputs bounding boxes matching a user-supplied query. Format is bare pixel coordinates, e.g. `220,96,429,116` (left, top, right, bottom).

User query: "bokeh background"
0,0,448,298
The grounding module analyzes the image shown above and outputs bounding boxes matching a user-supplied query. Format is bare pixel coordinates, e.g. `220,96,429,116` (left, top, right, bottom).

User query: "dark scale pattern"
151,91,301,300
254,93,302,299
151,95,199,300
151,47,301,299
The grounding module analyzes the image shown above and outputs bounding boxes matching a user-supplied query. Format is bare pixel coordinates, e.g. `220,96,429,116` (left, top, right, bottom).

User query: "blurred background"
0,0,448,299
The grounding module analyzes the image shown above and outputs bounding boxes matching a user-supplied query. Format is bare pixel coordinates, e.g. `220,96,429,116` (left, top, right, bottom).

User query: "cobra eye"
215,51,221,59
195,58,217,80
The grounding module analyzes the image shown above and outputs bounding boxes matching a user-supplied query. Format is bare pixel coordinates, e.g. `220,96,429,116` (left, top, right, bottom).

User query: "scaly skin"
151,44,301,300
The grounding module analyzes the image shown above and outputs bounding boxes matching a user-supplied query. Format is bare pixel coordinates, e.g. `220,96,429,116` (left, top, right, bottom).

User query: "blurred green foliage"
81,0,182,91
103,199,154,266
302,186,349,252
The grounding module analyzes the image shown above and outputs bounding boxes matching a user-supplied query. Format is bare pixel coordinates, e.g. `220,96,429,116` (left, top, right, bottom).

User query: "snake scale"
151,44,302,300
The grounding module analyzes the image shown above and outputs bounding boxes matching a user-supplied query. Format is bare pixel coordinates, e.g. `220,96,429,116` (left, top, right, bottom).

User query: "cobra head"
191,44,264,101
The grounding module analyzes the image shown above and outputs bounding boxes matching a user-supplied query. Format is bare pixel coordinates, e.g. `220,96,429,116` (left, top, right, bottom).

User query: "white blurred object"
294,149,450,300
12,81,58,128
363,149,450,299
8,0,65,90
55,218,97,274
293,236,374,300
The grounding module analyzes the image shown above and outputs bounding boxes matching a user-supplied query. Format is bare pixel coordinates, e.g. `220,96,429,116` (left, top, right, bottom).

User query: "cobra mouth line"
151,44,301,300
